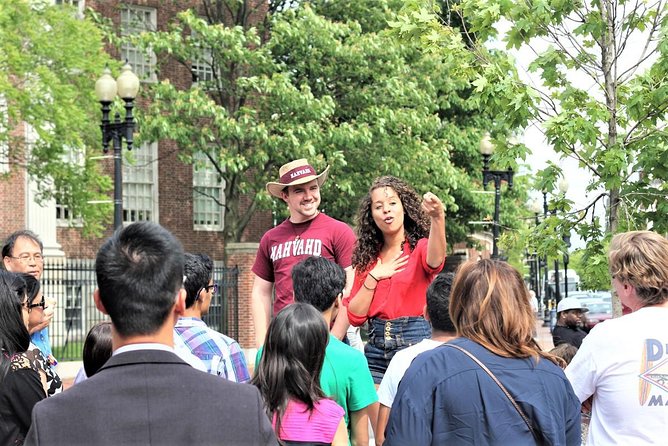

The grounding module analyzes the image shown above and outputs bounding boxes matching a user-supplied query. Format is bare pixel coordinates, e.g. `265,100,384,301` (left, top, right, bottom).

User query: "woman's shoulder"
314,398,345,418
9,351,34,372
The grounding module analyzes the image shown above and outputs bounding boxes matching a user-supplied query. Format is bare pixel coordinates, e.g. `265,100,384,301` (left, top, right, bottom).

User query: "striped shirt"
174,317,251,383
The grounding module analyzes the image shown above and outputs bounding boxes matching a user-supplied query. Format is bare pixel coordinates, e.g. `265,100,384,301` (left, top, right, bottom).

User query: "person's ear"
174,288,187,315
334,293,342,309
423,304,430,322
93,289,108,315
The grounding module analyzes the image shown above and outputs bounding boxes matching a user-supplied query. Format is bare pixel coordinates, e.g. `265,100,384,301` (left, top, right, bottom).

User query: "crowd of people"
1,158,667,445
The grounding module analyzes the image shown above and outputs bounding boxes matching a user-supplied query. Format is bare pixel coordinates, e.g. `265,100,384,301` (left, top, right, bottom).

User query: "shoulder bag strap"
443,343,539,442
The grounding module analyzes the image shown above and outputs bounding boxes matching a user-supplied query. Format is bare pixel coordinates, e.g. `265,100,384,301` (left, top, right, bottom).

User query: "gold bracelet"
363,282,377,291
368,272,380,282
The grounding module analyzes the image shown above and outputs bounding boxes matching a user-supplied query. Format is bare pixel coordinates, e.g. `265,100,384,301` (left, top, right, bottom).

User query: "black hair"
0,271,31,385
427,272,456,333
252,303,329,440
183,253,213,308
83,321,113,378
2,230,43,260
21,274,42,305
95,221,184,337
291,256,345,312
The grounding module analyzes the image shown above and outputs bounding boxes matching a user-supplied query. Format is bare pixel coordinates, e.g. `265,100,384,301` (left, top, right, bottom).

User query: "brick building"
1,0,271,350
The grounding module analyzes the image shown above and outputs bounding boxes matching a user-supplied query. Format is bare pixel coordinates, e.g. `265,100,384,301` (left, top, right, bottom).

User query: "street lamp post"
563,231,571,297
95,63,140,230
480,133,514,260
530,199,543,311
542,191,550,326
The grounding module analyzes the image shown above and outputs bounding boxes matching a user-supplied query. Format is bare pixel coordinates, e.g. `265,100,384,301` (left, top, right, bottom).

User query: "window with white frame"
121,5,157,82
54,0,85,16
0,97,7,174
191,45,215,84
190,28,216,85
193,152,225,230
55,146,86,226
123,142,159,223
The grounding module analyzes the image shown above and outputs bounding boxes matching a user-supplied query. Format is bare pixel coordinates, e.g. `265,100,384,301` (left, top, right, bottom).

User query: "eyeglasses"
23,297,45,311
203,283,219,294
8,254,44,264
29,297,46,310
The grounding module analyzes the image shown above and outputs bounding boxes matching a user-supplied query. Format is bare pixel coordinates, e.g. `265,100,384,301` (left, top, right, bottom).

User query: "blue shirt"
385,338,581,446
31,328,52,358
174,317,250,383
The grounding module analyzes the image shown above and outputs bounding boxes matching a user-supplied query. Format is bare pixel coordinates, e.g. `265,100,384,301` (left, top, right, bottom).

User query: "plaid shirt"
174,317,251,383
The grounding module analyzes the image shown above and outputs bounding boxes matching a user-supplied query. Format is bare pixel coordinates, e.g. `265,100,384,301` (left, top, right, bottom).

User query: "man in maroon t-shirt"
251,159,356,347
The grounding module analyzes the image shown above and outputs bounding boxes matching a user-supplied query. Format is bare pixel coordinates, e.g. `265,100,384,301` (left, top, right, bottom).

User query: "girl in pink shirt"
253,303,347,445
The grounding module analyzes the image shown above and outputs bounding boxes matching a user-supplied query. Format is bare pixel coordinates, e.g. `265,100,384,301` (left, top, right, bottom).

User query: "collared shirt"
174,317,250,383
113,342,208,373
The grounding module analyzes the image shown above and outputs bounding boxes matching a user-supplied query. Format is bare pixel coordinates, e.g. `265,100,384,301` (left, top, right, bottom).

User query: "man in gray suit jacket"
25,222,276,446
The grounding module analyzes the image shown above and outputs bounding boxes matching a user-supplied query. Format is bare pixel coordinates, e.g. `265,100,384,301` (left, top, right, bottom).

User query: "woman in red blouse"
345,176,446,384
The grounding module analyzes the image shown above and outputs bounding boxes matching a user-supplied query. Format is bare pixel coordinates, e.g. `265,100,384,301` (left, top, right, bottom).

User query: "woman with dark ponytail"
0,271,47,444
252,303,347,445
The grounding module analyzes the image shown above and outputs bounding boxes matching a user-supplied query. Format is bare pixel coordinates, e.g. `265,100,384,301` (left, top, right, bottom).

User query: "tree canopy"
132,0,529,254
0,0,115,234
390,0,668,296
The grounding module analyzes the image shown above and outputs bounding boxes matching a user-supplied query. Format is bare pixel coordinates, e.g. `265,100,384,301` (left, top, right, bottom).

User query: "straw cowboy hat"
266,159,330,198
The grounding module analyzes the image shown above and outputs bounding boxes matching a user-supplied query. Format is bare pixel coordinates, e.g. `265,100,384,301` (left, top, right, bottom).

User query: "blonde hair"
609,231,668,306
449,259,557,364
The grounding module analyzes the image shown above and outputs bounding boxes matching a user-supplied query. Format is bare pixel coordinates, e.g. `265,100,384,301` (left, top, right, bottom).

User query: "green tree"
132,0,530,254
391,0,668,309
0,0,115,234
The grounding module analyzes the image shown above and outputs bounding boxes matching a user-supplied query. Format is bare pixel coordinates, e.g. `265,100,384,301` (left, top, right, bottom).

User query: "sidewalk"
535,317,554,351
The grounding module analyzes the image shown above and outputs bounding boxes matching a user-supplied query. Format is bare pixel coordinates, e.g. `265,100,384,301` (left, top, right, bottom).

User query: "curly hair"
352,176,429,272
608,231,668,306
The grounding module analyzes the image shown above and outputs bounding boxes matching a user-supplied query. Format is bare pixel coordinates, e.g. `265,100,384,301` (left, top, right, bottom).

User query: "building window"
54,0,85,18
193,152,225,231
191,46,215,84
55,146,85,226
0,97,7,174
121,5,157,82
190,27,216,86
123,142,158,224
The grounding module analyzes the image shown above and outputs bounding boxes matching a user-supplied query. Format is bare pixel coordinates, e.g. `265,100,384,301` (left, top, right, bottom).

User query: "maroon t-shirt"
252,213,356,315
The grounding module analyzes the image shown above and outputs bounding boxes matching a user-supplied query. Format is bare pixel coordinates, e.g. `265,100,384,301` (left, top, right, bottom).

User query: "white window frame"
0,97,7,174
121,5,157,83
190,26,218,87
123,142,159,224
53,0,85,17
193,152,225,231
55,146,86,227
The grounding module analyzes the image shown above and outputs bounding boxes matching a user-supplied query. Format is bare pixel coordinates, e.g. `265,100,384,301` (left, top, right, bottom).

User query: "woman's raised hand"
421,192,445,219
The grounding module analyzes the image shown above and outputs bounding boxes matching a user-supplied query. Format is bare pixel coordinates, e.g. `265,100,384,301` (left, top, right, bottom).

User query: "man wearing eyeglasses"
174,253,251,383
2,230,55,362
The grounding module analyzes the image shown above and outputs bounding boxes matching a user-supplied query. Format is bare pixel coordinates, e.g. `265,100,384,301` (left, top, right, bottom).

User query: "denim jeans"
365,316,431,384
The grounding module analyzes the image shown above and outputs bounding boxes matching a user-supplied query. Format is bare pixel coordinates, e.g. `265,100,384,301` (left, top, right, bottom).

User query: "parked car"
581,298,613,330
591,291,611,302
568,291,597,301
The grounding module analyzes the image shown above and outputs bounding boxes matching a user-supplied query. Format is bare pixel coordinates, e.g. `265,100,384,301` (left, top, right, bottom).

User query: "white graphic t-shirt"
566,307,668,445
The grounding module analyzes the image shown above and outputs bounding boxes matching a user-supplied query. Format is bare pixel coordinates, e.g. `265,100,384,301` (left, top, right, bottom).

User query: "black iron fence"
42,259,239,361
